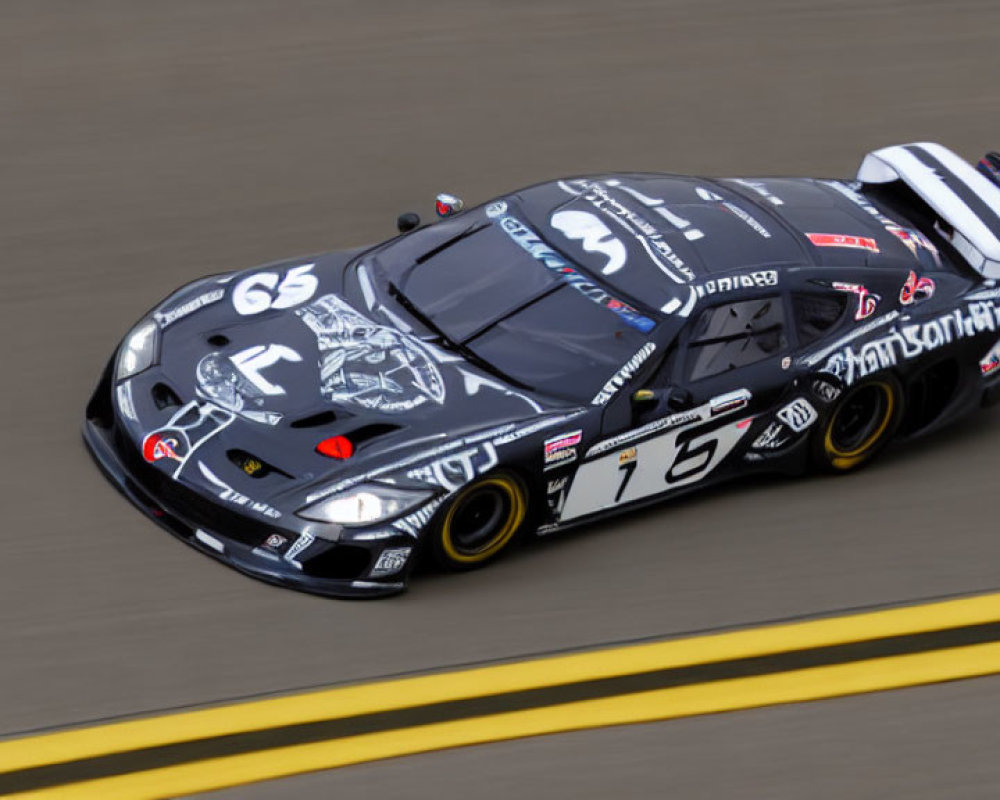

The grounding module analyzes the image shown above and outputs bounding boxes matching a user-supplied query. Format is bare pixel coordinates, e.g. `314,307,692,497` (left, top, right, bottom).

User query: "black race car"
84,142,1000,597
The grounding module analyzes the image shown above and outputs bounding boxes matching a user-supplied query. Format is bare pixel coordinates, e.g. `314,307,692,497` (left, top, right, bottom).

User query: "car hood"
130,259,572,510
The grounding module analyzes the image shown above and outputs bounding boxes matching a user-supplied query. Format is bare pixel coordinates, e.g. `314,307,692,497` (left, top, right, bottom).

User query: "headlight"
297,483,436,526
116,320,159,380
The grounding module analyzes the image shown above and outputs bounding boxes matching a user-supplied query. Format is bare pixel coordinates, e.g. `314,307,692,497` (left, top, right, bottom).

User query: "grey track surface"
199,675,1000,800
3,0,1000,795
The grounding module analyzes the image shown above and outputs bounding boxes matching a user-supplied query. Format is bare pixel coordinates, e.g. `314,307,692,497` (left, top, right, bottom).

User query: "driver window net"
687,296,786,381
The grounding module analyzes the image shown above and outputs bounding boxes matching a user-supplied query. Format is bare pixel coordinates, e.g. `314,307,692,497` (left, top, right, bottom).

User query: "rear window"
791,291,848,347
686,296,787,381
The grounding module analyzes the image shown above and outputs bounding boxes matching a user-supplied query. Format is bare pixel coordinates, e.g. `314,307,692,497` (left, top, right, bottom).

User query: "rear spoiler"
857,142,1000,277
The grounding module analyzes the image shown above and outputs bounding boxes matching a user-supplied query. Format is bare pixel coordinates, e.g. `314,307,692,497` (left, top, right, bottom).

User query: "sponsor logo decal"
888,226,939,263
603,179,705,240
197,462,282,520
823,181,940,267
142,432,182,463
832,282,880,321
284,531,315,568
370,547,412,578
557,180,696,283
695,270,778,299
545,431,582,458
393,497,446,538
822,301,1000,385
139,401,235,477
811,378,841,403
752,422,789,450
544,430,582,470
592,342,657,405
241,457,264,476
732,179,784,206
696,187,771,238
405,443,499,493
980,339,1000,376
154,289,225,327
899,270,936,305
547,477,568,494
551,209,627,275
265,534,287,549
776,398,818,433
807,233,880,253
618,447,637,464
493,214,656,333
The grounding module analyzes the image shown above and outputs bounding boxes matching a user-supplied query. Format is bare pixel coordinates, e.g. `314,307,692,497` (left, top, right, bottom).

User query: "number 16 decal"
559,403,754,523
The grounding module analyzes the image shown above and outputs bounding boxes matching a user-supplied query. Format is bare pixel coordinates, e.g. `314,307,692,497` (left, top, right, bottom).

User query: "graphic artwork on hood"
296,294,446,413
196,350,291,426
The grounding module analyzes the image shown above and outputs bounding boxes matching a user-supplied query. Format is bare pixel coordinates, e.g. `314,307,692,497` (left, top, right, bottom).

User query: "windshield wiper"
387,281,536,392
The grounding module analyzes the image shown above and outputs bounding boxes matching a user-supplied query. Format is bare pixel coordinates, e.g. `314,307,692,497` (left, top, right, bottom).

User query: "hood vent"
152,383,182,410
290,410,339,429
227,449,292,479
348,423,401,447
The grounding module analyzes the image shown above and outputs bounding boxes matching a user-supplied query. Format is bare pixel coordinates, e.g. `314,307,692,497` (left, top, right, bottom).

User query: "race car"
84,141,1000,598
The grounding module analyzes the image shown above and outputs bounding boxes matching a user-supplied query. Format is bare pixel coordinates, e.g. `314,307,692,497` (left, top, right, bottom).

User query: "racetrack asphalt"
3,0,1000,796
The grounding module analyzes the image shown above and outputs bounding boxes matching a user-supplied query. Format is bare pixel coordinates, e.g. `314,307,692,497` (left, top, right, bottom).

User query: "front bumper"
83,366,412,599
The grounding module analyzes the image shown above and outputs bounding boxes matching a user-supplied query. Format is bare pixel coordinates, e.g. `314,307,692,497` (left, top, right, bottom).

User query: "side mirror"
631,389,657,409
397,212,421,233
435,193,464,217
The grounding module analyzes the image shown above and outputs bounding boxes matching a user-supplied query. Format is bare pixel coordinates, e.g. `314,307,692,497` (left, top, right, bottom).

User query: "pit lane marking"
5,592,1000,797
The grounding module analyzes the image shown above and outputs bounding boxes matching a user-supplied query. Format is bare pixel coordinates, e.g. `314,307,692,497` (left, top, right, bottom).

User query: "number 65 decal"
232,264,318,316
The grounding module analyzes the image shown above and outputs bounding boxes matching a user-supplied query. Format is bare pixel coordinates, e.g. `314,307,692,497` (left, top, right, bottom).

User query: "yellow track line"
3,591,1000,774
7,640,1000,799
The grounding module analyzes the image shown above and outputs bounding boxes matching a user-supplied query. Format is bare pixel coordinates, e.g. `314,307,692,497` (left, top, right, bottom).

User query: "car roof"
509,172,942,319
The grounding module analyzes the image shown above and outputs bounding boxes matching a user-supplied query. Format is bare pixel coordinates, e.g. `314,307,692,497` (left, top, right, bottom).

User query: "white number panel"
560,397,753,522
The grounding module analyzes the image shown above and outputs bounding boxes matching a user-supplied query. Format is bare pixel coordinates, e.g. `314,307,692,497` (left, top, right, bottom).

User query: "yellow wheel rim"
440,476,526,565
823,380,895,470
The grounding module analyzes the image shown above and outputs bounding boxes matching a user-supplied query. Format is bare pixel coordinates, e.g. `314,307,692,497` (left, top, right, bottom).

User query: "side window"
686,296,787,381
791,291,848,348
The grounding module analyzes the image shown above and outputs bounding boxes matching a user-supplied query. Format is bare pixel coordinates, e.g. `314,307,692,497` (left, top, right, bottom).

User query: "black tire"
430,471,529,571
813,375,903,472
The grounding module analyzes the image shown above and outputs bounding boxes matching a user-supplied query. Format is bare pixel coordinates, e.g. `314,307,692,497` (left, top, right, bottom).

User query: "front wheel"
813,375,903,472
430,471,529,571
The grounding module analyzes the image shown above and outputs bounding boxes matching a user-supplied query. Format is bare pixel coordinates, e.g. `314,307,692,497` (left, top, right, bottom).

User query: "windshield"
360,215,660,402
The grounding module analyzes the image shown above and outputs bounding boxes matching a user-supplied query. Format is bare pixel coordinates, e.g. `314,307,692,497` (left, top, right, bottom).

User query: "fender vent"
901,359,960,435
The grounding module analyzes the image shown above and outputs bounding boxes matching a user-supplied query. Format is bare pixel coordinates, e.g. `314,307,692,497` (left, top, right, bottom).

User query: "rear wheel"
431,472,528,571
814,376,902,471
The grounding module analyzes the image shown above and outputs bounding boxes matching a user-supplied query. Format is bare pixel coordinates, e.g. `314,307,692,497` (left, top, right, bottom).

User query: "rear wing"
857,142,1000,277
